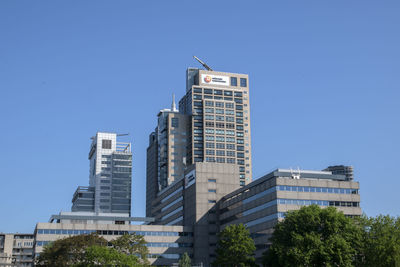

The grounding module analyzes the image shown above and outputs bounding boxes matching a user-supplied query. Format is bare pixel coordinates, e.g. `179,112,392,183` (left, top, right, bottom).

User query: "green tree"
36,234,108,266
263,205,363,267
178,252,191,267
36,233,148,267
112,233,150,265
74,245,140,267
355,215,400,267
213,223,256,267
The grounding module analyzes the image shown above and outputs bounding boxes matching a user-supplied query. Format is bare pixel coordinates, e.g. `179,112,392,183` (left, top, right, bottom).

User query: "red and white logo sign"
204,75,212,83
201,74,230,86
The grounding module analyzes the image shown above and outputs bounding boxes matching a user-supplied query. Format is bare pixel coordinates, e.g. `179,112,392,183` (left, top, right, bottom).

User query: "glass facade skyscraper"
72,132,132,215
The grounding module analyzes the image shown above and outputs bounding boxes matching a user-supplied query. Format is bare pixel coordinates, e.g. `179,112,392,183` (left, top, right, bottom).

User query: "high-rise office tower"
146,99,188,217
179,68,252,185
72,132,132,216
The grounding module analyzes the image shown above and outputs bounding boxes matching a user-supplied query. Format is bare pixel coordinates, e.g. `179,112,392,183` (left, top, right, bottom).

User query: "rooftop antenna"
193,56,213,71
171,93,178,112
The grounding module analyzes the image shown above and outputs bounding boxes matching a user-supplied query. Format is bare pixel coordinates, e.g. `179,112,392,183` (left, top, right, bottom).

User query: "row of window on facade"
193,83,247,95
36,229,193,237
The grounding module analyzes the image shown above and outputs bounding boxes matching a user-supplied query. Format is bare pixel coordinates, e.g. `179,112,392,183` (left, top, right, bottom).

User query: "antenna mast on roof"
193,56,213,71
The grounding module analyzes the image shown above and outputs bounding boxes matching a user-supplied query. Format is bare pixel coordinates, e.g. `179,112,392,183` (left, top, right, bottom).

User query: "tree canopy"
356,215,400,267
178,252,191,267
36,233,148,267
213,223,256,267
263,205,362,267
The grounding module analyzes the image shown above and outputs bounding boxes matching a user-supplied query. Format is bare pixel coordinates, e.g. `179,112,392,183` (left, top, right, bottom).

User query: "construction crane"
193,56,213,71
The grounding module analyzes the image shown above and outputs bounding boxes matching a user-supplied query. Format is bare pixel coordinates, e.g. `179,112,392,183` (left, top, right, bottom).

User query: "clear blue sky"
1,1,399,233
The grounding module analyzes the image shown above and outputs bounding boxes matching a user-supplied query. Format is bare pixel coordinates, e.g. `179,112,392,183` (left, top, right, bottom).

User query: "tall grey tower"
72,132,132,216
146,98,188,217
179,67,252,186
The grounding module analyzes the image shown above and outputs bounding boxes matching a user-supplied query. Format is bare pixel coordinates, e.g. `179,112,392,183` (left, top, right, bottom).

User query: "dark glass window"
214,89,223,95
193,88,202,93
171,118,179,127
204,89,213,94
240,78,247,87
231,77,237,86
224,90,233,96
102,140,112,149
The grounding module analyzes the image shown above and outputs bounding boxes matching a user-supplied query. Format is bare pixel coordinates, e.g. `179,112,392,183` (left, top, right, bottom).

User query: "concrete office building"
72,132,132,216
179,68,252,186
219,168,361,264
34,221,193,266
148,163,361,266
146,99,189,217
150,162,240,266
146,67,253,220
0,233,34,267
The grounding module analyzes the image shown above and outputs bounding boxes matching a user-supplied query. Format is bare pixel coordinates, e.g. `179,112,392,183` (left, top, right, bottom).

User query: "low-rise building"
34,221,193,266
0,233,34,267
219,168,361,264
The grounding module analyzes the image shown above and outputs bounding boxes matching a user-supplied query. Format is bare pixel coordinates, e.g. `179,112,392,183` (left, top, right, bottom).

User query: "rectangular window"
216,136,225,142
215,129,225,135
206,142,215,148
226,144,235,149
226,130,235,136
208,200,217,203
216,143,225,149
227,158,235,163
205,101,214,106
102,140,112,149
215,102,224,107
171,118,179,127
216,150,225,156
193,88,202,93
205,121,214,127
226,103,234,109
214,89,222,95
205,129,214,134
240,78,247,87
206,136,215,141
216,157,225,163
208,179,216,182
226,137,235,143
224,90,233,96
204,89,213,94
216,122,225,128
231,77,237,86
234,91,242,97
206,150,215,155
208,189,216,193
206,157,215,162
226,151,235,157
